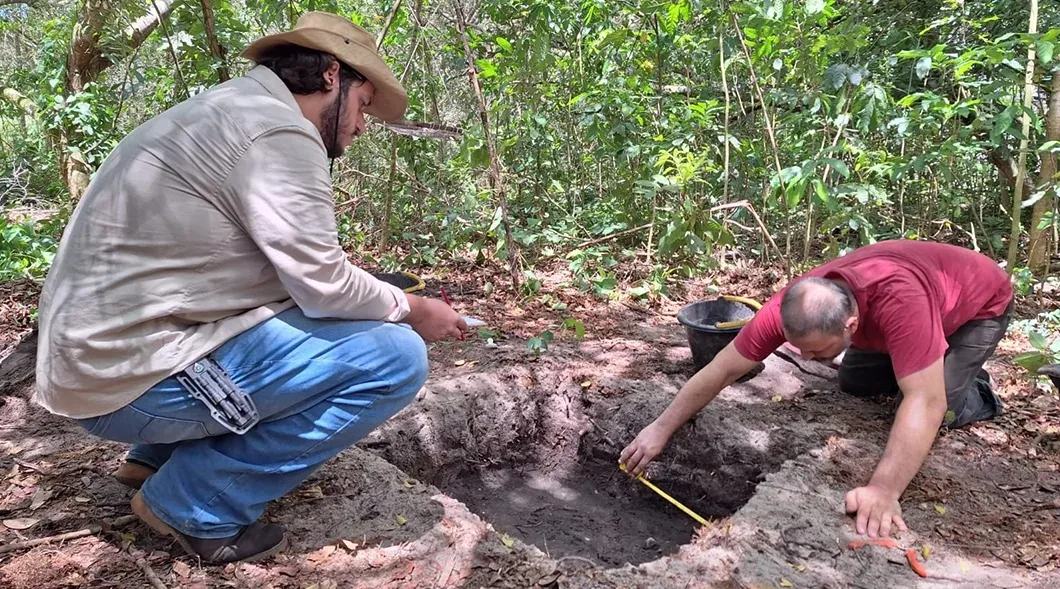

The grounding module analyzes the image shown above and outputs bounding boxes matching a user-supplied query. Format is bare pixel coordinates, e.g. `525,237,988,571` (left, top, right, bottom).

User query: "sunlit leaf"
915,57,932,80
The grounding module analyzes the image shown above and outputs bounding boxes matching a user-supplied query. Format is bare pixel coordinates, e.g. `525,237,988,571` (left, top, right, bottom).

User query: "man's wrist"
404,294,424,323
866,474,903,500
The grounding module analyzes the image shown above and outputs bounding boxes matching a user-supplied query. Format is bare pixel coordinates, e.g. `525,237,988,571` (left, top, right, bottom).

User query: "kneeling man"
622,240,1012,538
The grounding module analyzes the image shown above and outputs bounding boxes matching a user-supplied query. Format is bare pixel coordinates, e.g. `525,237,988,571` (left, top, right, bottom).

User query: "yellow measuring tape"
619,464,710,527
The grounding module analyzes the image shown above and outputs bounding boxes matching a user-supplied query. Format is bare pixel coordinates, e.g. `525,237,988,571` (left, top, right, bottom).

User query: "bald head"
780,277,856,339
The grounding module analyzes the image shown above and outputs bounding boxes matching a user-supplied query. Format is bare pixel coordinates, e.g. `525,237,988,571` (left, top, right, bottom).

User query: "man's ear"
323,61,341,92
846,315,858,333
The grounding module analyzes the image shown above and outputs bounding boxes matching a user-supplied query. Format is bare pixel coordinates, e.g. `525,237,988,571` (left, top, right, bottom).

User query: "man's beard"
320,92,345,159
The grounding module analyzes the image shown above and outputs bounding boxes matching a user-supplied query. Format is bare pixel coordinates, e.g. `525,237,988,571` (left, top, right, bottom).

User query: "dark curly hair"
254,44,365,95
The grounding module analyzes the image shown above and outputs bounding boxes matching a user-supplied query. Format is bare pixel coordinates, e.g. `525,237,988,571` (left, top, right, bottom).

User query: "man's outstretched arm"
846,356,948,537
619,341,760,475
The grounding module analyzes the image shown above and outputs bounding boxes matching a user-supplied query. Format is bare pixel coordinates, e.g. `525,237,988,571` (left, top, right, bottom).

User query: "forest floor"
1,256,1059,589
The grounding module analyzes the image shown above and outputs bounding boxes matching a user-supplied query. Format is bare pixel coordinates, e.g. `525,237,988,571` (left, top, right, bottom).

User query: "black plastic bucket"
677,298,757,372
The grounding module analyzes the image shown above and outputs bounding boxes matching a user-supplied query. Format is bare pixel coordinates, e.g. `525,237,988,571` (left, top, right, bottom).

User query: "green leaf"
805,0,825,16
823,64,848,90
1037,40,1054,65
1029,331,1048,351
812,179,830,203
476,59,498,78
991,107,1015,144
847,65,868,86
1014,351,1048,373
820,158,850,179
915,57,932,80
496,37,512,52
564,318,586,339
1038,141,1060,153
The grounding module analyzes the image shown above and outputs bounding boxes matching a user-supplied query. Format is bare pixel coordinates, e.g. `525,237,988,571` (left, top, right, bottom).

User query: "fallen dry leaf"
402,479,415,488
172,561,191,579
396,514,408,526
272,565,300,577
29,487,52,510
3,517,39,530
779,579,794,588
307,544,337,562
771,395,783,402
501,534,515,548
921,544,933,559
74,496,91,503
580,380,592,388
934,504,947,515
454,359,466,366
340,539,359,551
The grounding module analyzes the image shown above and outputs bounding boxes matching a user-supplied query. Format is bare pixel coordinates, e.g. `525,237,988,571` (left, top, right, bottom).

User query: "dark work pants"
837,304,1012,429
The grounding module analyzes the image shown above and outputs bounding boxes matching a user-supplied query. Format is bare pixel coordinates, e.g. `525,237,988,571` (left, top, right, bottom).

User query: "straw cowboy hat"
241,12,408,122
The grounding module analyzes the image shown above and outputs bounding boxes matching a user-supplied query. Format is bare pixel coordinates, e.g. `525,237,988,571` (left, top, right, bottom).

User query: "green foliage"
0,216,61,281
1,0,1059,301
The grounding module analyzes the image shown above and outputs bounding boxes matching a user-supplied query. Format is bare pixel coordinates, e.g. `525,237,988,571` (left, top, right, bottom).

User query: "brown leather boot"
131,491,287,564
114,461,156,490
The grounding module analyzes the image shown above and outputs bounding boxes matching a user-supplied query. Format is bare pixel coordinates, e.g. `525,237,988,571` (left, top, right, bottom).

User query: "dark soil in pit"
364,357,818,568
441,457,710,566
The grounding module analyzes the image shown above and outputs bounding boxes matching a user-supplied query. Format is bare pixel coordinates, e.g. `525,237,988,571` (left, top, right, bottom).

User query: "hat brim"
241,29,408,122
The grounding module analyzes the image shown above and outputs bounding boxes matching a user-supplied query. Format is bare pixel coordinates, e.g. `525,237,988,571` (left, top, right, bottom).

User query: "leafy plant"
1014,331,1060,375
527,329,554,357
0,216,60,281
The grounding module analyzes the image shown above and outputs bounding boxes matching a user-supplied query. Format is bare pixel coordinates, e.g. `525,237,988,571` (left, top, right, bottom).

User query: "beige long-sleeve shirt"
34,65,410,419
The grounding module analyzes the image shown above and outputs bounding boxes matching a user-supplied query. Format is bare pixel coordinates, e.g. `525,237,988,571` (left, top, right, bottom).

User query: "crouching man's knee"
383,323,429,400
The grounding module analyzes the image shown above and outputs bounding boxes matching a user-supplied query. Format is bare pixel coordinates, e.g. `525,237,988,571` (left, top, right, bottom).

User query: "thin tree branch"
376,0,403,50
731,11,791,275
0,515,137,554
151,0,189,100
454,0,520,289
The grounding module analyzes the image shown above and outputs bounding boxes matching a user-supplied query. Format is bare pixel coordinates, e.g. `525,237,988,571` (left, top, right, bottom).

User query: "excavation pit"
368,369,799,567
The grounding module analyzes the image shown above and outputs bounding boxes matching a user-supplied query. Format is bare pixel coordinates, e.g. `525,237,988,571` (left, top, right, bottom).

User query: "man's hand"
845,485,908,538
619,422,671,476
404,295,467,342
617,342,760,478
846,357,945,538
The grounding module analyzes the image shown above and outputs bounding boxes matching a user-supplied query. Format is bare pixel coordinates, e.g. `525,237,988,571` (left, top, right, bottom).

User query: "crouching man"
34,12,465,563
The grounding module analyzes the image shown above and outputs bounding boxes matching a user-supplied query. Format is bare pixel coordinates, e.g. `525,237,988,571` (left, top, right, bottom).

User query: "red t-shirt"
733,240,1012,379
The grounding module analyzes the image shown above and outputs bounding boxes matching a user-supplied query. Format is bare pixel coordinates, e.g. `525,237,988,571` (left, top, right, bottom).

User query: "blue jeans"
77,307,428,539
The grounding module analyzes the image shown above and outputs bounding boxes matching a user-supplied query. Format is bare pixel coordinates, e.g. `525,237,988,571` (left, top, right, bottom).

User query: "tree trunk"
60,0,184,201
1007,0,1038,272
379,137,398,251
455,3,520,289
199,0,230,83
1029,71,1059,272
